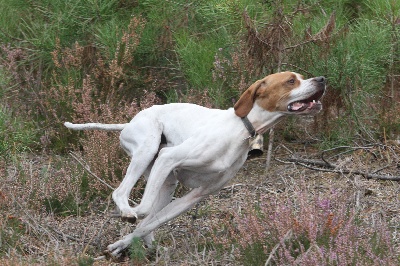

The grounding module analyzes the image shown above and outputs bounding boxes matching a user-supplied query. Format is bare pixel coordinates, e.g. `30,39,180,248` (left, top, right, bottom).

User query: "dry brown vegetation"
1,136,399,265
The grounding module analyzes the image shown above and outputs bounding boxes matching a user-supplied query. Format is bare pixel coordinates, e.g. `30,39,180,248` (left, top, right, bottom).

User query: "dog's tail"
64,122,126,131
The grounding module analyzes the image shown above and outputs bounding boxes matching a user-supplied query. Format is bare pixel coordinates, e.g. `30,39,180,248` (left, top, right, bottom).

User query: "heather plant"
0,0,140,148
1,14,151,213
0,0,134,110
46,16,154,190
212,179,398,265
0,9,157,215
16,155,86,212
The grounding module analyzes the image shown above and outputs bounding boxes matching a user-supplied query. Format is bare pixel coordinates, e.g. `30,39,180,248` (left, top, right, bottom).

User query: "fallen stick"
276,157,400,181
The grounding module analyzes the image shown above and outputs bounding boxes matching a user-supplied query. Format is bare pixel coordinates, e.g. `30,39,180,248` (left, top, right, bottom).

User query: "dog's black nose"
315,76,326,84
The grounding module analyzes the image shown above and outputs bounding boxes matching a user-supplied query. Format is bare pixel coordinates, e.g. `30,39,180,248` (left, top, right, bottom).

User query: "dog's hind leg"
138,173,177,249
107,186,206,257
112,120,163,222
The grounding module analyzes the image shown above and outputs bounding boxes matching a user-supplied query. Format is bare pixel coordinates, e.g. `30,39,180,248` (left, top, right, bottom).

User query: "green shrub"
1,0,398,151
286,5,397,145
0,106,36,160
323,19,392,143
130,237,147,263
77,255,94,266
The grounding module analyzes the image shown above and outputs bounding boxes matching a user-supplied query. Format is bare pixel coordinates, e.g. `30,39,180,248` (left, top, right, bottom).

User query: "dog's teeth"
313,100,316,103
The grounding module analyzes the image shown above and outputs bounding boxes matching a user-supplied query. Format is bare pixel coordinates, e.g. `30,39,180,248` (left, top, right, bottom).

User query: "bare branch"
311,11,336,41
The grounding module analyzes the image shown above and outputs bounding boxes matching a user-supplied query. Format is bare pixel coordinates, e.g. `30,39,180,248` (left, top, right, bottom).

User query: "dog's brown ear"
234,79,264,117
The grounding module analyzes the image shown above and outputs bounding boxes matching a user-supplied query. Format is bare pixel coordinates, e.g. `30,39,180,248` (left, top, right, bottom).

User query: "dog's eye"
288,79,295,84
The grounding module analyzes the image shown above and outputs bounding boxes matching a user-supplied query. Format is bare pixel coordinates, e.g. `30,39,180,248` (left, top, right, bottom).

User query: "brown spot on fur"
234,72,302,117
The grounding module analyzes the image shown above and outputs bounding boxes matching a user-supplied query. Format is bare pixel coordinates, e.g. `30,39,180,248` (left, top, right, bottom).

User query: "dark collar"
241,116,257,138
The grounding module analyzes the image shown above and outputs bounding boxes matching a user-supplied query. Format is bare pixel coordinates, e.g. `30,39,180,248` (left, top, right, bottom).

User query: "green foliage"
79,172,91,198
319,19,392,144
285,0,398,146
129,237,147,263
95,17,129,56
240,240,267,266
328,20,391,94
0,106,36,160
0,0,130,47
77,255,94,266
43,192,86,216
1,0,398,150
0,0,30,41
174,31,233,107
365,0,400,21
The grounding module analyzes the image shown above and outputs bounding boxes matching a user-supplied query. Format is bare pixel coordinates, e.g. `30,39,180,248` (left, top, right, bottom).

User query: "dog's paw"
103,249,128,262
103,249,119,262
113,205,138,223
105,240,129,259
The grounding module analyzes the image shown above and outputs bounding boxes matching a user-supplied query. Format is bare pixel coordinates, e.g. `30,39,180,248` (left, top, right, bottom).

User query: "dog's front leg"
126,147,182,220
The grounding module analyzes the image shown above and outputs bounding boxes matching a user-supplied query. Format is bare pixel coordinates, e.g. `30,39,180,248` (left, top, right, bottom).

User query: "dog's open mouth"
287,90,324,113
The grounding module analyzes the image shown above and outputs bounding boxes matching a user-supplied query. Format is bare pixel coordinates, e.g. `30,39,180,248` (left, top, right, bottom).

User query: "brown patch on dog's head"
234,72,303,117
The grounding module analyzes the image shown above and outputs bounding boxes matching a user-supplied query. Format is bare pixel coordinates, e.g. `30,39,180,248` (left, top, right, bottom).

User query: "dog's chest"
173,152,247,188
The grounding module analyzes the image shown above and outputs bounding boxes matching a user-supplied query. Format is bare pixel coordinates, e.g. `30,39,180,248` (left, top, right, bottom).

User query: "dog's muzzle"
287,76,326,114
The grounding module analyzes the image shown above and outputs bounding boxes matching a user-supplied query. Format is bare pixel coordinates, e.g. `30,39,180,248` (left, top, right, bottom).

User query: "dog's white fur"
64,71,325,257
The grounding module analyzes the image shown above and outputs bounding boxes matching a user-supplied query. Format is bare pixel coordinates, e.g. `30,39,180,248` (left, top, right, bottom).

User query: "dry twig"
276,157,400,181
69,152,115,191
265,230,293,266
69,152,138,206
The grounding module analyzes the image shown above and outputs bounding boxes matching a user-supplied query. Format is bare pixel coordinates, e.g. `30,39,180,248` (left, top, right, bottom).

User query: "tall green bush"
0,0,398,150
312,19,392,145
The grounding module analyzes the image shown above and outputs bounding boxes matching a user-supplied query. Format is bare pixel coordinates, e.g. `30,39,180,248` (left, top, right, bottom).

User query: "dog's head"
234,71,326,118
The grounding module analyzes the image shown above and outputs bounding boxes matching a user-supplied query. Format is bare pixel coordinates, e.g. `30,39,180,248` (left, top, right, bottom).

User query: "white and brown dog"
64,71,326,257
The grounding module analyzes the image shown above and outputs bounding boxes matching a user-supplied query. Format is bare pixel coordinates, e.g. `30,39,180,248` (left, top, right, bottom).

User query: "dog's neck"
246,104,284,135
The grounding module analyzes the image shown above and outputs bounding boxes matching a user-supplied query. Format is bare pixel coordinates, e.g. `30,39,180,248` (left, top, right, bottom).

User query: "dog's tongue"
290,102,307,111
